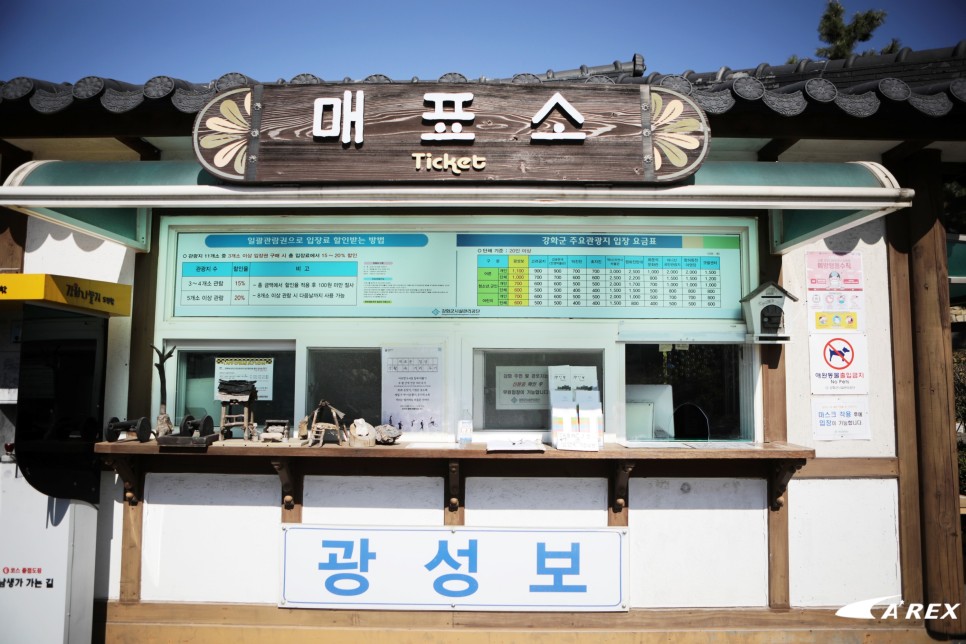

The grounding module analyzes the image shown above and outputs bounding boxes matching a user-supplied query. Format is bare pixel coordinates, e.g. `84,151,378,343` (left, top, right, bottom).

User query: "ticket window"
474,349,604,431
175,349,296,434
305,348,381,425
624,344,744,441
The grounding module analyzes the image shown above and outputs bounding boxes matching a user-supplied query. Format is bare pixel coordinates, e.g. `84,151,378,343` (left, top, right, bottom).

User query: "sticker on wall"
808,334,868,395
805,251,865,333
810,396,871,440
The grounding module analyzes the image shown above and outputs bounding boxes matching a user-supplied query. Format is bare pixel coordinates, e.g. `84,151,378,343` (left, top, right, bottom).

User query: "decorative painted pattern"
193,88,252,181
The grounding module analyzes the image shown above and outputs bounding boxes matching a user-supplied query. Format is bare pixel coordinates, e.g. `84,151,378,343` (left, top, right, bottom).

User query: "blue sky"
0,0,962,85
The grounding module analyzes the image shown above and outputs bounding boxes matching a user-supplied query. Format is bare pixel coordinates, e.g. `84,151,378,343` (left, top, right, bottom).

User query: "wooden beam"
796,458,899,479
119,493,143,603
758,211,791,609
892,149,966,637
95,600,940,642
881,140,931,167
444,460,464,526
117,136,161,161
0,138,32,184
885,209,924,606
767,487,790,609
608,461,634,527
757,138,799,162
127,215,159,418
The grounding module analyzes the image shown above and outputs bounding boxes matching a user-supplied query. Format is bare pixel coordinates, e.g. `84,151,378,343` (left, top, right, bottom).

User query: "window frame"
154,214,761,444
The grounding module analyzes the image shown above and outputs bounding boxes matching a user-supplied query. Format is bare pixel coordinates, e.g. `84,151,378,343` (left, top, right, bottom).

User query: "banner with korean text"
280,525,628,611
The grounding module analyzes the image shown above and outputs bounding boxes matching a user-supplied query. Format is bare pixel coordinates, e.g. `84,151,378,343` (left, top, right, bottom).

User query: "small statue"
151,344,176,436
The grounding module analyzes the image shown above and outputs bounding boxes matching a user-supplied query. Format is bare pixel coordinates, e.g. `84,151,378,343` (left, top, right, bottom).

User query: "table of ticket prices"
174,232,741,319
476,254,722,309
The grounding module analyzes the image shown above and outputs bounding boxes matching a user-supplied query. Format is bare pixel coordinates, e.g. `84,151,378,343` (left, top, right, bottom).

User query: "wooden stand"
218,391,257,440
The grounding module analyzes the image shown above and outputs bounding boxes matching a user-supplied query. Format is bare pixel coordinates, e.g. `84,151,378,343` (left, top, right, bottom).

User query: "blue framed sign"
280,525,628,611
174,231,742,319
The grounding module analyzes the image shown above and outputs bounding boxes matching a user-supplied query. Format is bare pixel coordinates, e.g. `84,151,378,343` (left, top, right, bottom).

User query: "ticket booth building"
0,44,964,641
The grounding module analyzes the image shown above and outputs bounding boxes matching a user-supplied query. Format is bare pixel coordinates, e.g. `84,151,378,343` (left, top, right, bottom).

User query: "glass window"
625,344,743,441
305,348,382,426
476,349,604,430
176,350,296,436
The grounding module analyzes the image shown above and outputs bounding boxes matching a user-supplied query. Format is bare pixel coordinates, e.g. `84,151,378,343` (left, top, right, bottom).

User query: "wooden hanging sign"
193,83,709,184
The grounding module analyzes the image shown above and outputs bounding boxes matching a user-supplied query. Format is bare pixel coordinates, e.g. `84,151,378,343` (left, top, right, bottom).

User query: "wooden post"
759,212,791,609
892,149,966,637
885,211,924,606
119,492,144,603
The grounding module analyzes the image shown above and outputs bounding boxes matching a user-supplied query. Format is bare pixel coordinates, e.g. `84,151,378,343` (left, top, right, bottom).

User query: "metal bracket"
612,461,635,513
448,460,461,512
768,459,805,511
271,458,296,510
104,456,140,506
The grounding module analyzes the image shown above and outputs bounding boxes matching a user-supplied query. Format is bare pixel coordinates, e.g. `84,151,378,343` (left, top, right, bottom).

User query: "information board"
174,231,743,319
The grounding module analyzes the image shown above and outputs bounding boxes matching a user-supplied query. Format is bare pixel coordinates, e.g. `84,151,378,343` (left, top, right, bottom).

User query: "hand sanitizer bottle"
457,409,473,447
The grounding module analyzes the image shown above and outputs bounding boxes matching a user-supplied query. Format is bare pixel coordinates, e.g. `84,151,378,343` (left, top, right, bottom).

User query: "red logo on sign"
823,338,854,370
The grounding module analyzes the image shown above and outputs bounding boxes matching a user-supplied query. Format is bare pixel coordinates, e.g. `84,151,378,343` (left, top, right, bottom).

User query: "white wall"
788,478,900,607
464,477,609,528
781,219,896,457
628,478,769,608
140,473,280,603
302,476,443,526
0,460,97,643
94,472,124,601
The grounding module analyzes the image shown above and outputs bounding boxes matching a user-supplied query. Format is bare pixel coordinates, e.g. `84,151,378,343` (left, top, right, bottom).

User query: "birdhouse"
740,282,798,343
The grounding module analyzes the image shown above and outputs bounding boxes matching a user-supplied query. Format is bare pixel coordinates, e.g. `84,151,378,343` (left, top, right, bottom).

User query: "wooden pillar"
127,214,160,417
758,212,791,609
763,344,790,609
119,501,143,602
892,149,966,637
885,211,924,606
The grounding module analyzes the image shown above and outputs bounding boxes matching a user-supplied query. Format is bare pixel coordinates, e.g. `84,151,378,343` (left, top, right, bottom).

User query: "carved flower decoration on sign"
650,90,702,171
198,90,252,177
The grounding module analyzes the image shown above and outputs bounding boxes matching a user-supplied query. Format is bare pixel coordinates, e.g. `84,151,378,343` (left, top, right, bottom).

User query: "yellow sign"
814,311,859,331
0,274,131,316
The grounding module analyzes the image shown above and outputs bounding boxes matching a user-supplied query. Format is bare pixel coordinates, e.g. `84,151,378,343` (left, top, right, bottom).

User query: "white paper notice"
496,366,550,410
811,396,871,440
381,346,443,432
214,357,274,400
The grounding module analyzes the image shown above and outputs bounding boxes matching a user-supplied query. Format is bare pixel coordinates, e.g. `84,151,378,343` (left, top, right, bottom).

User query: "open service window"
624,343,750,442
155,214,759,445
